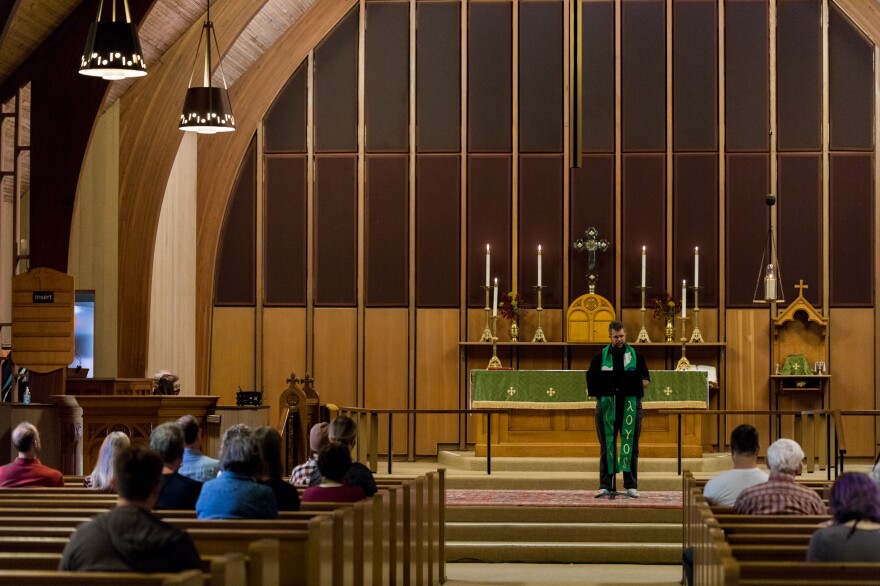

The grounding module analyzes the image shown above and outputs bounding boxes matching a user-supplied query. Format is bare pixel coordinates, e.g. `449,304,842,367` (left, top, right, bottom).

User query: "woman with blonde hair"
84,431,130,492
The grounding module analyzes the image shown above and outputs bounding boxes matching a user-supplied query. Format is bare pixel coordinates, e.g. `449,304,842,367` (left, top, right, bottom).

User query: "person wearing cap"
289,422,328,487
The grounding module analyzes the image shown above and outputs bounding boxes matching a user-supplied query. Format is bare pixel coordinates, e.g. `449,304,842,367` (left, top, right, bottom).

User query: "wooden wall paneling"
313,308,359,408
829,308,875,456
518,0,563,153
307,51,316,375
254,127,265,394
409,0,417,460
512,0,519,291
829,154,874,306
777,154,822,305
210,307,256,406
467,155,512,306
264,156,308,306
582,0,614,152
416,1,461,152
621,0,666,152
517,309,563,345
725,309,771,456
416,155,460,307
821,0,830,317
365,1,410,152
673,0,717,152
614,0,621,310
215,138,257,306
264,62,308,153
725,154,769,307
776,0,822,151
518,156,563,308
673,155,719,307
315,8,360,152
724,0,770,151
262,308,307,430
415,309,460,455
467,2,512,152
365,155,409,306
365,309,409,455
829,4,874,150
358,0,367,409
314,155,358,305
569,155,615,300
459,0,469,449
621,154,665,307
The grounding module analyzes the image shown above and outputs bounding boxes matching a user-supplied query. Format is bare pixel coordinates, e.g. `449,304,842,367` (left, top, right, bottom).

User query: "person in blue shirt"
177,414,220,482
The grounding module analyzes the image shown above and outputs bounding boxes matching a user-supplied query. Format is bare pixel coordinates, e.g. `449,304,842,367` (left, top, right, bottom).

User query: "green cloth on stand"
781,354,812,376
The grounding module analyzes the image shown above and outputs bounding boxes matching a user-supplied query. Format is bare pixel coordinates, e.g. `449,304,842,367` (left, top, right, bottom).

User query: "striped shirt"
733,471,827,516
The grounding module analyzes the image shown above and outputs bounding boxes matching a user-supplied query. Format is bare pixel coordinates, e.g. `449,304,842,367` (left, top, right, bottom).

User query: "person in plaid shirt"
733,438,827,515
290,422,328,487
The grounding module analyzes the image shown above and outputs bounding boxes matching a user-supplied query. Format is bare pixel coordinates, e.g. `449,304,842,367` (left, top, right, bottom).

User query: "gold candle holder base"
689,287,704,343
636,285,651,342
676,315,691,371
479,285,492,342
488,316,502,368
532,285,547,342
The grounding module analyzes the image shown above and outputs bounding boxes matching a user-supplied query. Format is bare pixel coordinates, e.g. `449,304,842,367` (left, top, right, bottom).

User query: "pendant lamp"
753,193,785,304
79,0,147,80
179,0,235,134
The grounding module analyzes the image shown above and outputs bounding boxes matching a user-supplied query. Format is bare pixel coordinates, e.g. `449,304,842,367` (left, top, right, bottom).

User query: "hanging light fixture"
753,193,785,304
179,0,235,134
79,0,147,80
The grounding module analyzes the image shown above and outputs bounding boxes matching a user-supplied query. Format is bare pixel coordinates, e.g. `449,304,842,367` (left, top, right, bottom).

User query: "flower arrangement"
651,293,681,322
498,291,531,321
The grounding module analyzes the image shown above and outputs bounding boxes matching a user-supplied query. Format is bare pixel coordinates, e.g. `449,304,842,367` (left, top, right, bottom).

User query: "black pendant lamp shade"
79,0,147,80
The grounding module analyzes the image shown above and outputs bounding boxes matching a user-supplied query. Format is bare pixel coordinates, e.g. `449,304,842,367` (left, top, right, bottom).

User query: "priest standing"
589,320,650,498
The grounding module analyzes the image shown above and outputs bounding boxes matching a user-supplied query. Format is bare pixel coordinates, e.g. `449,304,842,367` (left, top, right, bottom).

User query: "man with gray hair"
733,438,826,515
0,422,63,487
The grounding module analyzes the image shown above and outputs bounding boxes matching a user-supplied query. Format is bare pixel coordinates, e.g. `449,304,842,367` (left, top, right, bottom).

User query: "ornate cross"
663,386,673,396
795,279,808,297
573,227,610,293
506,387,516,396
546,388,556,397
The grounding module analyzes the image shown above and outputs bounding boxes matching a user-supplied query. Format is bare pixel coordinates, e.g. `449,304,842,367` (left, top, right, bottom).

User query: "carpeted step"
445,472,683,491
446,541,682,564
446,505,681,524
439,450,729,473
447,522,681,542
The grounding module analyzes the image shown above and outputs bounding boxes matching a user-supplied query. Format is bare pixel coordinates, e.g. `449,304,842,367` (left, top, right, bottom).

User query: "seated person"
0,422,64,487
254,426,300,510
734,438,826,515
703,424,768,506
290,422,328,487
196,424,278,519
150,422,202,509
807,472,880,562
84,431,130,492
177,414,220,482
310,415,377,497
303,441,367,503
59,445,201,572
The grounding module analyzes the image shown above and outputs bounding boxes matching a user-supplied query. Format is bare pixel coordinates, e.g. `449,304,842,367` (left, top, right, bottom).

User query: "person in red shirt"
0,422,64,487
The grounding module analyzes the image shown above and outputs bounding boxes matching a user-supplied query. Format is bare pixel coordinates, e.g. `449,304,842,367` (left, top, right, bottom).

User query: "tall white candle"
492,278,499,316
537,245,542,287
485,244,491,287
682,280,687,318
641,246,646,287
694,247,699,288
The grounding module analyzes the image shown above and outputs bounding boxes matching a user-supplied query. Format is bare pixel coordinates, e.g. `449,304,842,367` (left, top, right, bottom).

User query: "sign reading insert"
32,291,54,304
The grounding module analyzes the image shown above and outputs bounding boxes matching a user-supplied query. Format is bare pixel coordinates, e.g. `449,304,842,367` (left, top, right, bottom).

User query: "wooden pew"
0,569,204,585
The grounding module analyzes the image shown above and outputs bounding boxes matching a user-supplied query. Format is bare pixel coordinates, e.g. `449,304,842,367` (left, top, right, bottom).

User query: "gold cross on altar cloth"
547,388,556,397
663,386,673,396
507,387,516,396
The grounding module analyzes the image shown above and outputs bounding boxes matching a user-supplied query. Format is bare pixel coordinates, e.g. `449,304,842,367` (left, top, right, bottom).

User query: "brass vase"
510,319,519,342
664,318,674,342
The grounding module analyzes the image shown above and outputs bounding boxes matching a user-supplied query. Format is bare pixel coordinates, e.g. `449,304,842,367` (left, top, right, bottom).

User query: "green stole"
599,344,638,473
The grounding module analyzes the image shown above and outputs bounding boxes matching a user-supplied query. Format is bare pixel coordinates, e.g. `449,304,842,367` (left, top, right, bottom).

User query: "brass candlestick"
488,315,502,369
676,315,691,371
479,285,493,342
532,285,547,342
689,285,704,343
636,285,651,343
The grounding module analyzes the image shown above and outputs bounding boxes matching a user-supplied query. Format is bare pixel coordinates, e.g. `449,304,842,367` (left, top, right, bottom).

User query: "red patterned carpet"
446,489,682,508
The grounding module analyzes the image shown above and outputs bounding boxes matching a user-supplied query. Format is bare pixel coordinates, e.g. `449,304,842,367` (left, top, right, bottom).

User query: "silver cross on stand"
573,227,610,293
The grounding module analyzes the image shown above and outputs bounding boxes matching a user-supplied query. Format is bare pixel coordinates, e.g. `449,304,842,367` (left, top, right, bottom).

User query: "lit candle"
641,246,646,287
537,245,542,287
682,280,687,318
485,244,491,287
694,247,699,288
492,278,499,317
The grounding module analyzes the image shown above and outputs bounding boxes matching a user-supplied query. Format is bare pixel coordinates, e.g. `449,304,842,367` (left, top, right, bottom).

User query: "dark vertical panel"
416,155,460,306
468,156,512,306
519,156,563,308
366,2,410,152
830,154,874,306
726,154,769,306
777,0,821,151
315,8,359,152
519,2,563,153
315,156,358,305
570,155,615,298
622,0,665,151
778,155,821,305
725,0,769,151
583,1,615,152
674,155,718,306
468,3,512,152
215,139,256,305
366,156,409,306
830,6,874,151
264,156,307,305
622,155,665,306
416,2,461,152
265,62,308,153
673,0,717,151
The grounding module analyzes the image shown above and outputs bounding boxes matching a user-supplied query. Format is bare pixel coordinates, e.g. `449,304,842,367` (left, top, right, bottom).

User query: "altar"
471,369,708,458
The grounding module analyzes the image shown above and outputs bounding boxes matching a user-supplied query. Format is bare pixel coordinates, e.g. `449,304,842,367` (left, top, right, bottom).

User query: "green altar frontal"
470,369,708,410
